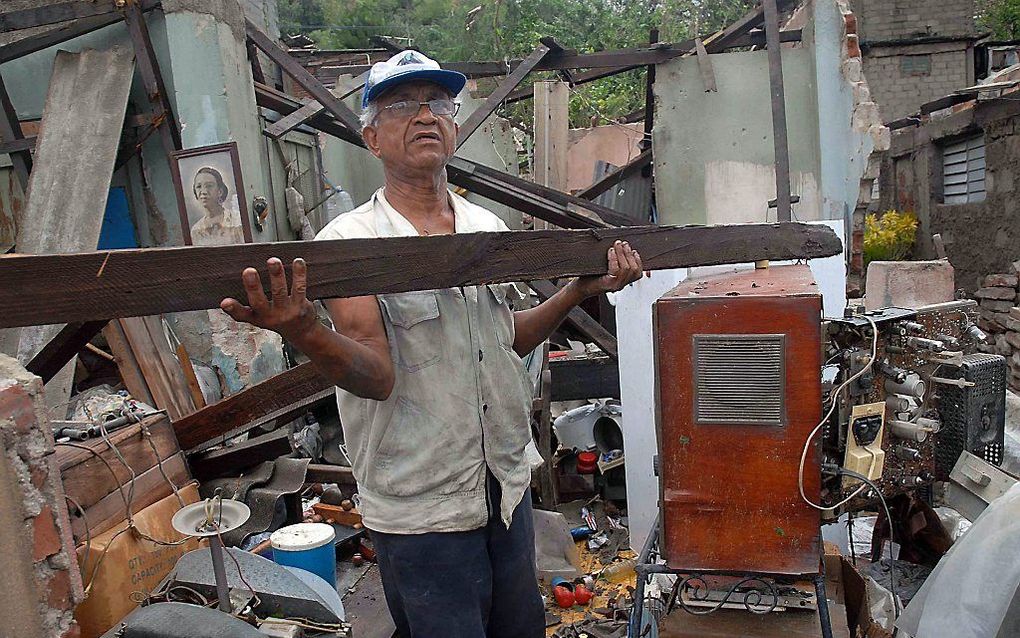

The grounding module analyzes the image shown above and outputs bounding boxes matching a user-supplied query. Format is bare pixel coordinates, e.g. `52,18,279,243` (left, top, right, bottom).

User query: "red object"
654,264,822,576
553,585,576,608
576,451,598,474
574,585,593,605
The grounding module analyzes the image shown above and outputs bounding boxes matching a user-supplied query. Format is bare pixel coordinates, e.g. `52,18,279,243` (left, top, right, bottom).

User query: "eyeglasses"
377,98,460,121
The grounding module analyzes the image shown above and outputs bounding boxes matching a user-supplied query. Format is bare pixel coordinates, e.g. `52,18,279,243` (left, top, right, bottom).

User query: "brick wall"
0,355,83,638
850,0,976,40
864,47,971,121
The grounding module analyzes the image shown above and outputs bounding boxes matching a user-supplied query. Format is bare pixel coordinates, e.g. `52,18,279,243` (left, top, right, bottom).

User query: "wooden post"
533,81,569,229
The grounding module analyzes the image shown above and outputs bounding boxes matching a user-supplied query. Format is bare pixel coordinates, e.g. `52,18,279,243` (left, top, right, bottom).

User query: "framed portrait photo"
170,142,253,246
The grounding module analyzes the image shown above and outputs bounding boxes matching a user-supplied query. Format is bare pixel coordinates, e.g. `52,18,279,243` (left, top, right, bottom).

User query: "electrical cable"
828,465,900,618
65,495,91,574
798,315,879,511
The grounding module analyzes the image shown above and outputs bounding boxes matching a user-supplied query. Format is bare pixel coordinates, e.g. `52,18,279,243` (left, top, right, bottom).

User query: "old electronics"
653,264,822,575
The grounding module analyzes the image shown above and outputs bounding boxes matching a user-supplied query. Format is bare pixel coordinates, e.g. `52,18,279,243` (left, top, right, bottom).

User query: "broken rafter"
456,44,551,148
0,0,161,63
0,1,127,32
25,321,108,383
0,223,842,330
245,19,363,134
264,72,366,139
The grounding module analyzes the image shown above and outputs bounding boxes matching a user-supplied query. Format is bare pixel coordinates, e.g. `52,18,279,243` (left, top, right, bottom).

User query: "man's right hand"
220,257,318,342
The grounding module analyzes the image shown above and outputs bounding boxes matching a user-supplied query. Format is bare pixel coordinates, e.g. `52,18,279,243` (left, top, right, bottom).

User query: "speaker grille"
694,334,786,426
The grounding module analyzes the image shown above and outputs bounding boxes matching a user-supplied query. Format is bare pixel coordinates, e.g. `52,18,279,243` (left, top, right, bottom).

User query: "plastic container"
270,523,337,589
576,451,598,474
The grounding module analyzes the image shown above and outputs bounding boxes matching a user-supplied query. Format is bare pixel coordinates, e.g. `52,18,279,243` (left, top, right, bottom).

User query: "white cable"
799,316,878,511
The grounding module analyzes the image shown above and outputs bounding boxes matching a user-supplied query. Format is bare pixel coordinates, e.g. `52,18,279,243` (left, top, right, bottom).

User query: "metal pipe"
208,535,232,613
763,0,792,222
815,573,834,638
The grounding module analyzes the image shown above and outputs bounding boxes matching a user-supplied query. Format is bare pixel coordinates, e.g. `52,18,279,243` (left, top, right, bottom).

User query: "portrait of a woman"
189,166,245,246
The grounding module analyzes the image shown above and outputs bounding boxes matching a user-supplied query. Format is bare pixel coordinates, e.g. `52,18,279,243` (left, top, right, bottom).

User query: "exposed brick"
30,464,48,490
60,622,80,638
32,505,61,561
847,34,861,58
0,382,39,437
843,11,858,35
47,569,72,609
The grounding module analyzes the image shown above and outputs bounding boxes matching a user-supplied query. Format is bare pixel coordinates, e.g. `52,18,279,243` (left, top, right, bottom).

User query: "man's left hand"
569,240,644,299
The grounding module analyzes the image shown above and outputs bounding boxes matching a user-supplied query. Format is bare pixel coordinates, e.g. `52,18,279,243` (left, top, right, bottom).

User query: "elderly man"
221,51,642,637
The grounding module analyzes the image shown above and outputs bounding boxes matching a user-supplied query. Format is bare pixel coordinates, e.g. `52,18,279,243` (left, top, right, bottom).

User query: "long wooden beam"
264,72,365,139
0,0,161,63
456,44,550,148
0,223,842,330
124,1,182,153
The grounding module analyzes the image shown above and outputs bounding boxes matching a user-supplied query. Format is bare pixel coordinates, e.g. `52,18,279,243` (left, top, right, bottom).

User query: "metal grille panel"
694,334,785,426
936,353,1006,477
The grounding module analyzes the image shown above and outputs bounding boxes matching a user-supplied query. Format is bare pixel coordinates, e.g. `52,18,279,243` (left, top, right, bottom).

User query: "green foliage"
978,0,1020,40
863,210,919,266
277,0,756,127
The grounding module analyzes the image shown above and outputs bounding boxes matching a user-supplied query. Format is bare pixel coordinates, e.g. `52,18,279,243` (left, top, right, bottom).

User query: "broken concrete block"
870,124,891,152
865,260,954,310
984,274,1019,288
976,286,1017,300
981,298,1015,313
852,101,882,132
842,56,863,83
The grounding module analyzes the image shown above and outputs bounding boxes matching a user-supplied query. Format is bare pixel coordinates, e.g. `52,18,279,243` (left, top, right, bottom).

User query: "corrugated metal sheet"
592,159,653,224
943,135,986,204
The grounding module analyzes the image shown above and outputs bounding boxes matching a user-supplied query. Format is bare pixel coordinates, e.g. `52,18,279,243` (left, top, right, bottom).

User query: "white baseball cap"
362,50,467,108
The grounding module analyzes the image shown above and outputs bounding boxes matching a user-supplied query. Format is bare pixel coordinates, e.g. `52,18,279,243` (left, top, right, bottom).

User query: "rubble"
974,270,1020,390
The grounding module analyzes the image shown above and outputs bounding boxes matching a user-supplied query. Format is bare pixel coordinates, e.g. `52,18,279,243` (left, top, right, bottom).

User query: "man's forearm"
289,321,394,400
512,281,588,356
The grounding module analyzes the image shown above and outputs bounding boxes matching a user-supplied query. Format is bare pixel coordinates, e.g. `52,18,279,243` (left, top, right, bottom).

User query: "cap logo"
397,52,420,66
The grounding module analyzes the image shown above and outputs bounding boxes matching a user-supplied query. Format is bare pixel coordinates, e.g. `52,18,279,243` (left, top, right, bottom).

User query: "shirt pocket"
378,291,443,372
486,283,516,349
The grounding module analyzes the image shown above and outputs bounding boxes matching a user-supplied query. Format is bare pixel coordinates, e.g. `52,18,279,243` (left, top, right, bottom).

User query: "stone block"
865,260,955,311
1011,260,1020,274
982,298,1015,313
1007,316,1020,333
985,273,1019,288
980,309,1011,330
976,286,1016,300
1007,331,1020,350
996,333,1014,355
1011,307,1020,321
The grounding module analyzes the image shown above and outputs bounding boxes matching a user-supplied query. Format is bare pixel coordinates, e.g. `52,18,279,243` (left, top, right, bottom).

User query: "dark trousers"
370,477,545,638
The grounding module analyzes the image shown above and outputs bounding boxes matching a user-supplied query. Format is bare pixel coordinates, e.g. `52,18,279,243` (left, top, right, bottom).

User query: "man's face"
363,80,458,177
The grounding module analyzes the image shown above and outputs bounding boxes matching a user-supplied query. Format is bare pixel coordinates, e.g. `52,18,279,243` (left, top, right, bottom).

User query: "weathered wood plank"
103,320,156,406
0,223,841,329
174,362,329,451
188,429,292,481
57,415,180,511
306,463,356,486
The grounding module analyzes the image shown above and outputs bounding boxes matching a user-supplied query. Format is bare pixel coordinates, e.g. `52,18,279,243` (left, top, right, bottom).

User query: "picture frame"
169,142,253,246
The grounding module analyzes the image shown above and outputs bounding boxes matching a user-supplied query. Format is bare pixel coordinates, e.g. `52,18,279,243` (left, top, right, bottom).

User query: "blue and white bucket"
270,523,337,589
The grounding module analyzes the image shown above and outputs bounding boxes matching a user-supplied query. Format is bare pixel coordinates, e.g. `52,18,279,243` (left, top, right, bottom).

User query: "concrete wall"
652,45,822,226
864,43,974,121
883,98,1020,293
849,0,976,40
653,0,882,229
566,123,644,192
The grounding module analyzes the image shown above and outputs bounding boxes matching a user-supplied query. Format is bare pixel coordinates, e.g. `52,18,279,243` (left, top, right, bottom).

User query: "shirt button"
478,349,484,361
